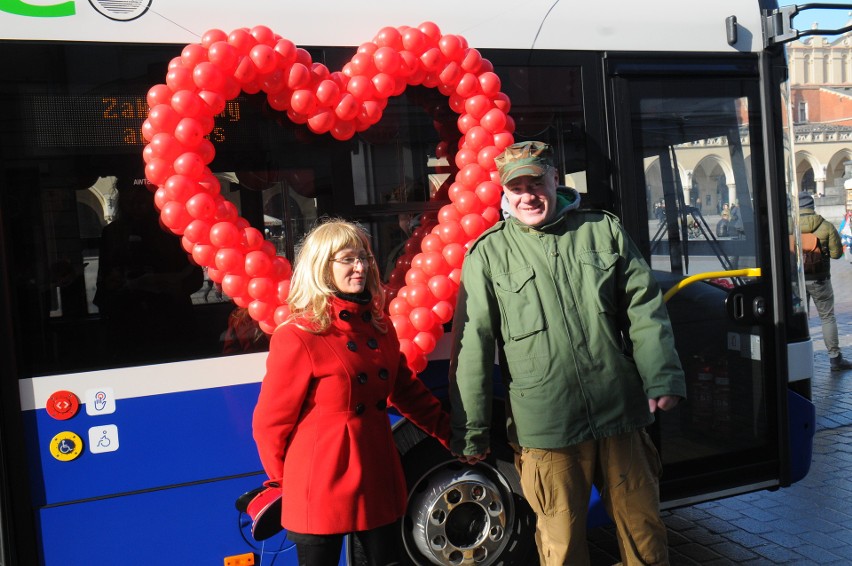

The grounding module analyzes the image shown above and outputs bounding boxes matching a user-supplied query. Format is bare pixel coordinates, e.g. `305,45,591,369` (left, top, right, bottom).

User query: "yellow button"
49,432,83,462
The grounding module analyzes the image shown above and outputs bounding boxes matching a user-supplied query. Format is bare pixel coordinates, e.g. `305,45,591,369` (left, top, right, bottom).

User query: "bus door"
607,56,790,505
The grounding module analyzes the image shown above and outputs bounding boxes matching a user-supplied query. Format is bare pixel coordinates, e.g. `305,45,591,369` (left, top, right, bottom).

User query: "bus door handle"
726,283,770,325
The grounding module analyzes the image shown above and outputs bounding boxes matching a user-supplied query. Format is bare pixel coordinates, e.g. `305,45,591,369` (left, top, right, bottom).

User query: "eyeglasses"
329,255,374,266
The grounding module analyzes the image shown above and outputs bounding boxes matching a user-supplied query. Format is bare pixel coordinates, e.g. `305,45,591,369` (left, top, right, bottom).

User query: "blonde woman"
253,219,450,566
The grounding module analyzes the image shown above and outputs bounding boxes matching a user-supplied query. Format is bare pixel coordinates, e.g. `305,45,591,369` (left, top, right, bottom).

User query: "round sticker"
46,390,80,421
49,432,83,462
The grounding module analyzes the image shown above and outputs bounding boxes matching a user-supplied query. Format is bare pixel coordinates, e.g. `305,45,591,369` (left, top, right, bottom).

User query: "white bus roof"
1,0,772,53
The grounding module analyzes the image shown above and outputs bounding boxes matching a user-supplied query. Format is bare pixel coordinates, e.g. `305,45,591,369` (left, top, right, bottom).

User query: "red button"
46,390,80,421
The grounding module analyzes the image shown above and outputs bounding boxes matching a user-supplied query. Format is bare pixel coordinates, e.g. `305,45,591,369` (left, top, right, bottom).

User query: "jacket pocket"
493,265,546,340
578,250,619,314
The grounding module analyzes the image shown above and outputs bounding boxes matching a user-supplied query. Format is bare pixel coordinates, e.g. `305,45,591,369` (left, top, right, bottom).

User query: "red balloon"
291,89,317,115
245,250,272,277
184,219,211,245
409,306,436,332
185,192,217,221
207,41,239,73
147,104,180,133
438,204,462,224
209,221,241,248
442,242,466,268
371,73,395,99
373,46,401,74
192,61,226,92
247,277,275,301
215,247,245,273
174,152,205,179
391,314,416,341
459,163,488,187
222,273,248,298
192,244,216,267
174,117,206,148
455,191,483,215
335,94,359,121
166,66,194,92
160,201,191,233
428,275,454,301
228,28,257,55
437,221,465,244
248,299,275,322
421,251,449,276
479,72,502,96
402,28,428,54
456,73,481,98
482,206,501,226
374,26,403,50
432,300,455,324
480,108,507,134
404,268,430,287
147,84,173,108
409,352,428,374
315,79,341,106
250,44,277,74
461,213,487,239
460,48,483,73
420,233,444,253
413,331,437,354
475,180,503,207
347,75,375,101
389,297,413,317
145,158,173,186
201,29,228,48
406,284,434,308
274,305,291,325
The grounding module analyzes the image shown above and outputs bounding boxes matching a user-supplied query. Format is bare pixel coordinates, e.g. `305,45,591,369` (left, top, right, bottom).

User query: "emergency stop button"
46,390,80,421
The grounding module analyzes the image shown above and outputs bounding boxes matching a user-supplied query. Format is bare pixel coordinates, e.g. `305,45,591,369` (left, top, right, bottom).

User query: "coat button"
362,311,372,322
367,338,378,349
357,372,368,384
339,310,351,320
378,368,389,380
347,341,357,352
355,403,365,415
376,399,387,411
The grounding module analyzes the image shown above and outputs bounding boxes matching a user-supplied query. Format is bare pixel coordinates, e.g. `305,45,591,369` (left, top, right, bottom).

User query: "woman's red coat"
252,296,451,534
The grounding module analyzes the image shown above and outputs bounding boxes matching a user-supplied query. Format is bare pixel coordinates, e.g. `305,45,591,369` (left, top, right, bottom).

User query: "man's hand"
453,448,490,465
649,395,681,413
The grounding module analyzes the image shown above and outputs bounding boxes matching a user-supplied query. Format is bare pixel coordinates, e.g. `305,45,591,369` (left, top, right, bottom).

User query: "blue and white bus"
0,1,830,564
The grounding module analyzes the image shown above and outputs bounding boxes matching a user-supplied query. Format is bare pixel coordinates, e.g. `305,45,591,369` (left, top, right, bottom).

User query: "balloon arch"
141,23,515,373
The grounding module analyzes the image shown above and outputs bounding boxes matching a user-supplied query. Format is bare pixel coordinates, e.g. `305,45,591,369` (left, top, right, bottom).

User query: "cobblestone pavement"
588,259,852,565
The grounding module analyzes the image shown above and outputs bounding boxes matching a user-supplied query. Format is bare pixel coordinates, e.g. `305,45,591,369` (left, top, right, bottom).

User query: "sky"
779,1,852,35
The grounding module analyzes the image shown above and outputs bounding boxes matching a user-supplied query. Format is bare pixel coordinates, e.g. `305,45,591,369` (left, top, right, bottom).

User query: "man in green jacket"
798,192,852,371
449,141,686,566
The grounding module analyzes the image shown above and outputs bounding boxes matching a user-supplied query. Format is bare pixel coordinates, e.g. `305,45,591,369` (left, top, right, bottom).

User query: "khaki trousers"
515,430,669,566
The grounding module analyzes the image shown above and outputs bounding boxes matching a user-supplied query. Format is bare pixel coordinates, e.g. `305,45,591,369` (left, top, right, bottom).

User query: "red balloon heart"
142,23,515,372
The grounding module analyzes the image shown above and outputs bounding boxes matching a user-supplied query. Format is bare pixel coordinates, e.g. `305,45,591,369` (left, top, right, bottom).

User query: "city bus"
0,1,829,564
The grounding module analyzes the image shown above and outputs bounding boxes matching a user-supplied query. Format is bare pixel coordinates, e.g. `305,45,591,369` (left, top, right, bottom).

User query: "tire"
347,408,539,566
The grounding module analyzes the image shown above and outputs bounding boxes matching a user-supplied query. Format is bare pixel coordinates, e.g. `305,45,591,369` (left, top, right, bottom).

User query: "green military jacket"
449,196,686,455
800,209,843,281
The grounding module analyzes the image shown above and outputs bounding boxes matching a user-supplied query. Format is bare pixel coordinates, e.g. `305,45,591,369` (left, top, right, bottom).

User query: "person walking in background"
840,210,852,263
448,141,686,566
798,192,852,371
252,219,450,566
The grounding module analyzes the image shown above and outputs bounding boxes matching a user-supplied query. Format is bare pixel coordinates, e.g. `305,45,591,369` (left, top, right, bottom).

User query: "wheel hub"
405,464,513,566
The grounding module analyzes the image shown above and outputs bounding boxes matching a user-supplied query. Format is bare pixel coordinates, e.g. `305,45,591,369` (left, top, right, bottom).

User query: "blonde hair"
285,219,387,334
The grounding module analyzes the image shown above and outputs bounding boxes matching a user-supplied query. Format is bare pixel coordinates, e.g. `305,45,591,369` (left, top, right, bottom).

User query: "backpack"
792,221,828,274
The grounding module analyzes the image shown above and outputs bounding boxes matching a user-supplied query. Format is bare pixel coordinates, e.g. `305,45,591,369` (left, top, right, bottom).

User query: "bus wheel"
398,437,538,566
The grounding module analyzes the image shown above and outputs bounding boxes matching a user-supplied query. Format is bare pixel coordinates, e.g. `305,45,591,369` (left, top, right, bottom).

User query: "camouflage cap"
494,141,554,185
